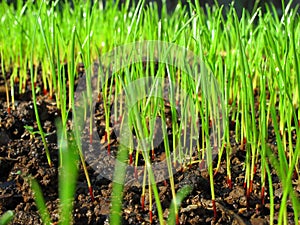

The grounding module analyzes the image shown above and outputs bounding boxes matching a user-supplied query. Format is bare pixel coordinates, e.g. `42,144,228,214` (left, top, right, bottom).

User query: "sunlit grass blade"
265,158,275,225
116,74,165,224
259,61,267,205
30,0,52,167
269,104,300,224
0,52,10,114
37,1,57,100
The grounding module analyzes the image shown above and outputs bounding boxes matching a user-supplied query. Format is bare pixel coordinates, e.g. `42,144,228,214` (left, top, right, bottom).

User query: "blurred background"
119,0,300,16
2,0,300,16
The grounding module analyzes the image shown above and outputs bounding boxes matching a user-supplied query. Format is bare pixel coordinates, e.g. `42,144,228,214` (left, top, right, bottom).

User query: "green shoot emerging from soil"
0,210,14,225
29,122,79,225
0,0,300,224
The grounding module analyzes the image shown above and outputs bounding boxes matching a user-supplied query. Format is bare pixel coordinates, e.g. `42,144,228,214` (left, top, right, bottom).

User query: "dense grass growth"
0,0,299,224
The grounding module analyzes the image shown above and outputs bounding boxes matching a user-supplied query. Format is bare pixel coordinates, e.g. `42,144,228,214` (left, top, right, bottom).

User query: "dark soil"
0,66,299,225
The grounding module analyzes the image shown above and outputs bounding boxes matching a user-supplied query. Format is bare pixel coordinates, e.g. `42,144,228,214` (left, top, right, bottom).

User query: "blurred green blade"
57,123,79,225
168,185,192,225
0,210,14,225
30,178,52,225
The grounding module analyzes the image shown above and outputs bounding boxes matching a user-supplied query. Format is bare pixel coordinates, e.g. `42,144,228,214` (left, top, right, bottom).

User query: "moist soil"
0,66,299,225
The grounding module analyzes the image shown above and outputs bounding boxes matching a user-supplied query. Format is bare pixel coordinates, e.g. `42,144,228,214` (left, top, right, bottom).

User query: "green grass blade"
167,185,192,225
29,0,52,167
0,210,14,225
109,144,128,225
29,178,52,225
57,126,79,225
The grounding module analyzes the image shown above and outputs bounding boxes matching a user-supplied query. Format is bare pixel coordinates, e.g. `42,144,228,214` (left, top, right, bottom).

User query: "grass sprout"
29,121,79,225
0,210,14,225
29,0,52,167
1,0,299,224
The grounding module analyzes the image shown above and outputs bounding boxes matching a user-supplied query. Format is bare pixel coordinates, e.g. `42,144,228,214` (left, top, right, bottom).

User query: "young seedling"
29,123,79,225
29,1,52,167
0,210,14,225
1,0,300,224
0,52,11,114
